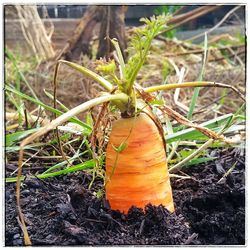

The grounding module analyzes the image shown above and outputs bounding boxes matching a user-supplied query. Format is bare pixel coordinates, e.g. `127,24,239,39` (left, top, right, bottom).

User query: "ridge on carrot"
13,14,245,245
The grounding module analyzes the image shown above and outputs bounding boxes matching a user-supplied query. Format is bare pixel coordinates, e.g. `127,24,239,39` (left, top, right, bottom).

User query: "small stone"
13,233,20,239
13,238,22,246
46,234,54,240
22,190,30,196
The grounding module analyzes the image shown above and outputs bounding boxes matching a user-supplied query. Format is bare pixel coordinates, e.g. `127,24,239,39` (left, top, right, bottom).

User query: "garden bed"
5,147,245,246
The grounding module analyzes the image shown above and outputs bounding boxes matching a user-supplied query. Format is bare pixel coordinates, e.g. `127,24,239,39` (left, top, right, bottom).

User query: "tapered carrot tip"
105,113,175,214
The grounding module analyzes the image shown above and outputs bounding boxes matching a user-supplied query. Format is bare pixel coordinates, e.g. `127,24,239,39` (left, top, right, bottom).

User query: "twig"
168,6,221,26
169,173,192,180
162,6,222,34
184,233,199,245
217,161,238,183
164,44,245,57
227,46,244,67
53,62,73,168
172,6,186,16
185,6,242,42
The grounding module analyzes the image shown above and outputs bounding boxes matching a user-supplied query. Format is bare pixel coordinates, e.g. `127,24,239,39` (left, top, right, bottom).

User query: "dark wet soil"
5,148,245,246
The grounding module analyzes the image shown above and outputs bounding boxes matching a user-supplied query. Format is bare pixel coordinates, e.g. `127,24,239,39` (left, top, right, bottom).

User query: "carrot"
105,113,175,214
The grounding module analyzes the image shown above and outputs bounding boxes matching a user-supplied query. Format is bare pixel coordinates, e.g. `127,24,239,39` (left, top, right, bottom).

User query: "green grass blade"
5,85,92,133
43,89,69,112
6,128,40,147
6,143,47,153
6,133,74,152
187,33,208,120
166,113,233,143
42,151,88,174
5,47,39,100
168,124,244,143
184,156,217,167
5,160,95,183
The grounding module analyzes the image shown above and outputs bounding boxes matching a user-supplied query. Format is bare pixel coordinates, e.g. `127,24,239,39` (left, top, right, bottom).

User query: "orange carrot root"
105,113,174,214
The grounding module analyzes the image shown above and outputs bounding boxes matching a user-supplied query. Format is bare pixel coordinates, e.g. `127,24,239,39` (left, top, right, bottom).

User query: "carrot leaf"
124,14,171,94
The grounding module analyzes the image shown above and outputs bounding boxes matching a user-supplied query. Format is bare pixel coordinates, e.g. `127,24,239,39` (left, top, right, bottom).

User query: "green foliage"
95,189,104,198
124,14,171,94
112,141,128,153
5,48,39,100
95,59,120,85
5,14,245,182
96,60,117,74
92,15,172,97
6,128,40,147
166,113,234,143
5,48,37,83
153,5,182,38
184,156,217,167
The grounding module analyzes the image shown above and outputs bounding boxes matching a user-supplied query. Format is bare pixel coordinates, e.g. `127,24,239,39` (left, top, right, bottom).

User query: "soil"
5,147,245,246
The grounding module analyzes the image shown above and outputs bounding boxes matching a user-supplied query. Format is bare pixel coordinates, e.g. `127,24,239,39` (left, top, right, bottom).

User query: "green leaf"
6,143,46,153
184,156,217,167
149,98,165,106
6,128,40,147
112,141,128,153
85,112,93,128
124,14,171,94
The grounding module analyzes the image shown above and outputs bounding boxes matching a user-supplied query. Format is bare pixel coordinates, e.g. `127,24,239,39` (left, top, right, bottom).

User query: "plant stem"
144,81,216,92
144,81,245,101
19,93,128,148
44,89,69,112
59,60,113,91
111,39,126,78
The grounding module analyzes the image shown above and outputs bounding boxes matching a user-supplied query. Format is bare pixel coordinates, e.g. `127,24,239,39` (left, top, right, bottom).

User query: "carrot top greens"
124,14,170,95
96,14,171,97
